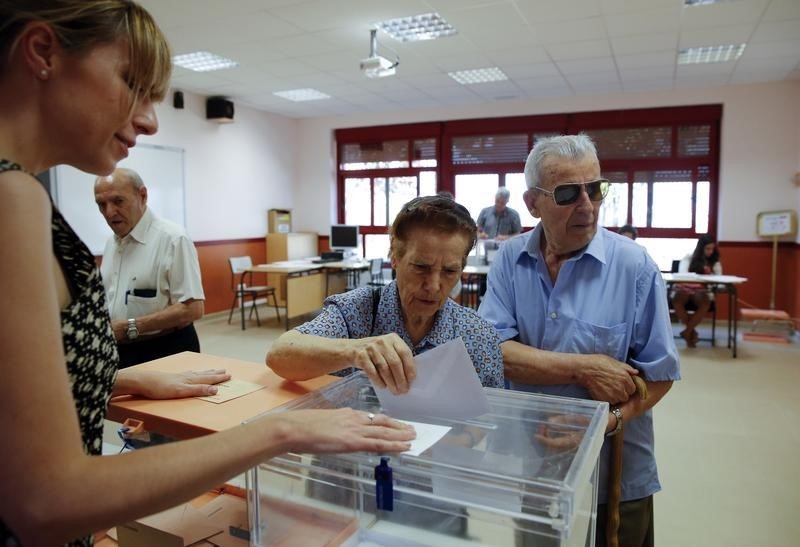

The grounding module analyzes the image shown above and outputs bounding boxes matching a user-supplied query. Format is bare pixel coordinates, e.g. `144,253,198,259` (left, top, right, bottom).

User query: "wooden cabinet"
266,232,317,262
265,232,318,305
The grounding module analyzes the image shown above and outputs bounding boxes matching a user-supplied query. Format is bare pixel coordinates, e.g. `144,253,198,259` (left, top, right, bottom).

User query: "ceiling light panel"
684,0,737,5
273,88,331,102
448,67,509,85
173,51,238,72
377,12,457,42
677,44,746,64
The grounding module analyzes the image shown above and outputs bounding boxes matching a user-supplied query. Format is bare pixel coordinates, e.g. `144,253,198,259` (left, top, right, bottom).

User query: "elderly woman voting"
267,195,504,392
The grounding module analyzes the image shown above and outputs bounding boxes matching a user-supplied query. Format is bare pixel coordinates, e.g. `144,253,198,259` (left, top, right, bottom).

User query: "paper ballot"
374,337,490,421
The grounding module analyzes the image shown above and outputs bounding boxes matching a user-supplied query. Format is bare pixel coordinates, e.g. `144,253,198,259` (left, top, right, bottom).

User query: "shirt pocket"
573,319,628,360
126,293,161,318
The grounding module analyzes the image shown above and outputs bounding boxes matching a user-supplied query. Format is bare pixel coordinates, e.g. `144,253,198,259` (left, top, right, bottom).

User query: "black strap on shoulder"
371,287,381,334
0,159,24,174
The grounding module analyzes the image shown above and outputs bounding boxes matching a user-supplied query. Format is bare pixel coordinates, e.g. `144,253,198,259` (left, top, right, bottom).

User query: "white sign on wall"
756,210,797,237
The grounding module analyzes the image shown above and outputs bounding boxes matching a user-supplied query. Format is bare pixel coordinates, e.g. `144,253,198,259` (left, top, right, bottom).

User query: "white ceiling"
139,0,800,119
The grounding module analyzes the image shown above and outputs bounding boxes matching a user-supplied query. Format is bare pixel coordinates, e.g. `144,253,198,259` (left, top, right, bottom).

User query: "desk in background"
662,273,748,358
244,259,369,330
460,264,490,309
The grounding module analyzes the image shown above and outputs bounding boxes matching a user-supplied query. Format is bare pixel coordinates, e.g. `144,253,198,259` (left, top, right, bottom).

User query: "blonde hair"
0,0,171,102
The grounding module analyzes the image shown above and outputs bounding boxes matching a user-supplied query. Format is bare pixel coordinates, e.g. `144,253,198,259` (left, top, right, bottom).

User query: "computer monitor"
330,225,359,253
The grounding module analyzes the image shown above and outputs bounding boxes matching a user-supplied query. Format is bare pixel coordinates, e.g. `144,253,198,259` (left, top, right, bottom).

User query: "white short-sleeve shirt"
100,207,204,329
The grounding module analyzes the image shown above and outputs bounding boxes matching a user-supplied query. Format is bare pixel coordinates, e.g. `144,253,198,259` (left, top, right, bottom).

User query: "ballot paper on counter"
196,378,263,404
374,337,489,421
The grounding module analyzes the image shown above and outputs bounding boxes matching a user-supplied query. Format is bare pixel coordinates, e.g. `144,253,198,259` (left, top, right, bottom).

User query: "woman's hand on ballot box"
271,408,416,454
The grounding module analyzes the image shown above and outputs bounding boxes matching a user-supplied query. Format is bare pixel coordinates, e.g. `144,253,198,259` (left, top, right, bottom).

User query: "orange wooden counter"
107,351,336,439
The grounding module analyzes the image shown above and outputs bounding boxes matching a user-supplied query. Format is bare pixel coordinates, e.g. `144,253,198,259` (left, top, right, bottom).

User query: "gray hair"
495,187,511,201
95,167,145,191
524,134,598,189
115,168,145,191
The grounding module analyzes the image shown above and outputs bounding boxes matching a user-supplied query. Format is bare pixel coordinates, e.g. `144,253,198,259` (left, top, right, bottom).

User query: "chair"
227,256,280,330
460,273,482,309
367,258,388,287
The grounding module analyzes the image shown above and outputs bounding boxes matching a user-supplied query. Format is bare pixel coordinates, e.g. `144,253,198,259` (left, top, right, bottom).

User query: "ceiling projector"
360,55,397,78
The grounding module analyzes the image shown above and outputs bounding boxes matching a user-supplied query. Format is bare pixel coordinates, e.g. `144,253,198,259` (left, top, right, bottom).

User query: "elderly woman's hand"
351,334,416,395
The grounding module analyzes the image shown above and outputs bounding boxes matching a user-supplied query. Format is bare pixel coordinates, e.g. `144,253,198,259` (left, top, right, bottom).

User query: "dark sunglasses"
535,179,610,206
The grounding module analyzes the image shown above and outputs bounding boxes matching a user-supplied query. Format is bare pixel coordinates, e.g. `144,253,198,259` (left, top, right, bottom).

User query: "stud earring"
40,69,49,79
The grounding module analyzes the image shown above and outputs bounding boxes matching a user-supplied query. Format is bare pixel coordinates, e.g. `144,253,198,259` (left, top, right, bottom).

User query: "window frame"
335,105,721,242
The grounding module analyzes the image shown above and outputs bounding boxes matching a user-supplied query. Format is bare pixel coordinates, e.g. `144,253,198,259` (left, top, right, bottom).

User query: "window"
336,105,720,255
336,128,440,256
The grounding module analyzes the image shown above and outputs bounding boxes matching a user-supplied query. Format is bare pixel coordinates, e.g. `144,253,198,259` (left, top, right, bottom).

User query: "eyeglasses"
535,179,610,206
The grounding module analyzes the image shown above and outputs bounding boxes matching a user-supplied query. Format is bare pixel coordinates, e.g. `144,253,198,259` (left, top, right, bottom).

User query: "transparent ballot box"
245,373,607,546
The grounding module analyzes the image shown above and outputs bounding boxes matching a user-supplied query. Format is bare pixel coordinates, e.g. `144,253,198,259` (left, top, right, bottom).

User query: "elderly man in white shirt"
95,168,204,368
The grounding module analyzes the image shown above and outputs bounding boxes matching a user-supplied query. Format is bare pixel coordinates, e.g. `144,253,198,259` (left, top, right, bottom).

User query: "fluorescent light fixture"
448,67,508,85
684,0,736,5
273,88,331,102
360,29,399,78
678,43,746,64
377,12,457,42
172,51,238,72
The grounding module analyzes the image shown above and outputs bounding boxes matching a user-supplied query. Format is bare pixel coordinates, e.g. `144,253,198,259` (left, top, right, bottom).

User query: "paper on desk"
374,337,489,421
197,378,263,404
399,420,451,457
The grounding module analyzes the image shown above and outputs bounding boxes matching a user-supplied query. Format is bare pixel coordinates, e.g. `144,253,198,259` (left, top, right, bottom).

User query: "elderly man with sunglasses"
479,134,680,547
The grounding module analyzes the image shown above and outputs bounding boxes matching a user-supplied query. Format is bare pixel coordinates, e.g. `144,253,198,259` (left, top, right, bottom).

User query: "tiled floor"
109,310,800,546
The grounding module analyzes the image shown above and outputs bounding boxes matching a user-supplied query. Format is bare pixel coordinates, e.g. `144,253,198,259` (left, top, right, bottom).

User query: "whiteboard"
52,144,185,254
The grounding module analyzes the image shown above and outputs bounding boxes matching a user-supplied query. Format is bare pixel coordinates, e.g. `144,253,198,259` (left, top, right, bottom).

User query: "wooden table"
244,262,326,330
662,273,748,358
322,259,370,292
243,260,369,330
461,264,490,309
108,352,336,439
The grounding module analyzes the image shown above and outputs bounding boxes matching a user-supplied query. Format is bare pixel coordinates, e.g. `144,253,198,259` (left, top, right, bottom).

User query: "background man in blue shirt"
479,134,680,547
476,186,522,241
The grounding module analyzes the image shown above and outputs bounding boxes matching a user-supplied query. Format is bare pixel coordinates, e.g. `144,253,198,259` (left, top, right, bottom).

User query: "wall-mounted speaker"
173,90,184,109
206,96,234,123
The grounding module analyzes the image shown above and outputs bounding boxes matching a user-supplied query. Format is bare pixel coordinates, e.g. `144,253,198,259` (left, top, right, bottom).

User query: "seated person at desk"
267,195,504,393
672,235,722,347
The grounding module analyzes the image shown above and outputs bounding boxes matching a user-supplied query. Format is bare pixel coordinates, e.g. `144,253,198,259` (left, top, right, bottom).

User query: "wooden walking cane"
606,376,648,547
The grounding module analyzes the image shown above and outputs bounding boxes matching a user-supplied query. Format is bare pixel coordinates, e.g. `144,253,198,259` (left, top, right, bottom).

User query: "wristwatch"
606,406,623,437
126,318,139,340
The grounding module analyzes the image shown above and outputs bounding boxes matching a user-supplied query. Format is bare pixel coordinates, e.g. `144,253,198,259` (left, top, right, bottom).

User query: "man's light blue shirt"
479,225,680,503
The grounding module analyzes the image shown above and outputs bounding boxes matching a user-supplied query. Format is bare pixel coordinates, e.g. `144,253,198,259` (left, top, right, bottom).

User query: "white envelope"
374,337,490,421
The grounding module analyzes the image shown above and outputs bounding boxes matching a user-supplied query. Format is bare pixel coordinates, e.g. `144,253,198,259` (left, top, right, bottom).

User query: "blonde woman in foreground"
0,2,413,545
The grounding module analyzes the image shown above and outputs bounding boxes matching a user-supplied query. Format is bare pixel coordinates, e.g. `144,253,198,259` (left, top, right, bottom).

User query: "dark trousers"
117,323,200,369
595,495,654,547
514,494,653,547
